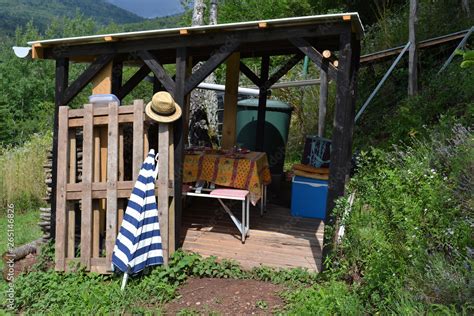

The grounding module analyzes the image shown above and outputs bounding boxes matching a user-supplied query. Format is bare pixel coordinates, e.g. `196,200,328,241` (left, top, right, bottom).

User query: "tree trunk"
188,0,219,147
209,0,218,25
192,0,205,26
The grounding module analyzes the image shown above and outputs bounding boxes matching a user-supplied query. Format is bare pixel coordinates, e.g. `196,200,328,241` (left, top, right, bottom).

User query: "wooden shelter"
26,13,363,271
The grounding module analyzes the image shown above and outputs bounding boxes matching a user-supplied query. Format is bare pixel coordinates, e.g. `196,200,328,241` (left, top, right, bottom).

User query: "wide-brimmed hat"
145,91,182,123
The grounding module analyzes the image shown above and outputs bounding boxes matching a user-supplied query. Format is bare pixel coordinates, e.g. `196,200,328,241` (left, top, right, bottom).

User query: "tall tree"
209,0,218,25
188,0,219,146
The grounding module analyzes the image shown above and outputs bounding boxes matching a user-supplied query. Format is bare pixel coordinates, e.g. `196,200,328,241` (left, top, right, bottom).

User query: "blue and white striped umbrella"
112,149,163,288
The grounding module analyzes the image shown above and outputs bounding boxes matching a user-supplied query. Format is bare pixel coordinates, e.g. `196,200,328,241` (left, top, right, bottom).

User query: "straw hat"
145,91,182,123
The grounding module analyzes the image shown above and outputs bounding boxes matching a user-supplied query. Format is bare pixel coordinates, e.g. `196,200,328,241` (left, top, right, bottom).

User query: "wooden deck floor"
180,199,324,272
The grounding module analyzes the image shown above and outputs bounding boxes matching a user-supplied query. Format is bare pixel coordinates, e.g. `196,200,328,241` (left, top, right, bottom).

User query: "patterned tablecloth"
183,151,272,205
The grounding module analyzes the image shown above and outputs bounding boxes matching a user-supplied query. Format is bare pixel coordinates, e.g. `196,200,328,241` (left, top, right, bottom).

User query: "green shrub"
283,280,364,315
329,121,473,313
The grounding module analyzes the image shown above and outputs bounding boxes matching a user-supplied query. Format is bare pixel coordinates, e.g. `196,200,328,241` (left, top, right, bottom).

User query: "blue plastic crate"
291,176,328,219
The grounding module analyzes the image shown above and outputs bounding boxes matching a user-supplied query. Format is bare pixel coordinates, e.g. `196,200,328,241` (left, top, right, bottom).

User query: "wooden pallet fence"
55,101,172,273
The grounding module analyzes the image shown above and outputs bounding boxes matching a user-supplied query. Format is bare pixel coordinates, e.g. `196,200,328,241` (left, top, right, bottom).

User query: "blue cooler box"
291,176,328,219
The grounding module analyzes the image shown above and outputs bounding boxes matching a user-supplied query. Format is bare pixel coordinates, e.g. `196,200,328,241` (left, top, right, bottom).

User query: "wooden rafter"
184,40,240,95
116,64,150,100
265,54,303,88
239,62,261,86
138,50,176,94
290,37,338,80
62,54,114,105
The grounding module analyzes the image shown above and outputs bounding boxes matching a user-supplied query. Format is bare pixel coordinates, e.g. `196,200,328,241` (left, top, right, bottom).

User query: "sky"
106,0,185,18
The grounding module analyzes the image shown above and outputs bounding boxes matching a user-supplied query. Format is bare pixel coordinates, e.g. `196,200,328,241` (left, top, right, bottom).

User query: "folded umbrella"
112,149,163,290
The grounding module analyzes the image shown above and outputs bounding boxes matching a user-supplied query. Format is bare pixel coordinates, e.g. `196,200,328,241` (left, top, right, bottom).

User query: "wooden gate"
55,101,172,273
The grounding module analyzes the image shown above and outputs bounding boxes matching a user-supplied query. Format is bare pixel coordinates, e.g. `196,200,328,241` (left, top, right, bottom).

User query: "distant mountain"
106,0,184,18
0,0,144,35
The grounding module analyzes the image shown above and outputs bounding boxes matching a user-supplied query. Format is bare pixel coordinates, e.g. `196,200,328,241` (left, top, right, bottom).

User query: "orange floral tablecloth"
183,151,271,205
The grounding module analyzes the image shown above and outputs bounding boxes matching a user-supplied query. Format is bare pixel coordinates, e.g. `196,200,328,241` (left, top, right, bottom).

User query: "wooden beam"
116,64,150,100
256,55,270,151
32,43,43,59
408,0,418,96
173,46,188,252
184,39,240,95
51,58,69,241
239,62,261,86
326,29,360,238
81,104,94,270
92,62,113,95
45,23,347,59
62,54,114,105
221,52,240,149
158,123,170,264
111,60,123,96
137,50,176,94
318,70,328,138
105,102,118,266
55,106,69,271
289,37,338,80
265,54,303,88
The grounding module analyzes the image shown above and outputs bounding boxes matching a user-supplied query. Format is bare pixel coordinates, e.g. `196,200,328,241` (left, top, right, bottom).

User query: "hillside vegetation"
0,0,145,35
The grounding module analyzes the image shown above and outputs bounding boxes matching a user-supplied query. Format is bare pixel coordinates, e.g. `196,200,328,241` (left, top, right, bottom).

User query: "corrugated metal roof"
27,13,364,47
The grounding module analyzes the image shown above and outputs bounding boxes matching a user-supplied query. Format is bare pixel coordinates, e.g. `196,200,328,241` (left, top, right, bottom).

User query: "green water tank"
236,98,293,174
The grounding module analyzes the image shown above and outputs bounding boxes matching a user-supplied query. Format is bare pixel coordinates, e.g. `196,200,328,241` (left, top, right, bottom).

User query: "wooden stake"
408,0,418,96
158,123,170,264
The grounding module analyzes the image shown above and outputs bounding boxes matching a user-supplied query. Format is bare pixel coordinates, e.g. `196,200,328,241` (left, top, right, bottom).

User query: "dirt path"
165,278,285,315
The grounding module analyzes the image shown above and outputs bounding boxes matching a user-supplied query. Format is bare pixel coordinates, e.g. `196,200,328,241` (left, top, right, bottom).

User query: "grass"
0,133,51,213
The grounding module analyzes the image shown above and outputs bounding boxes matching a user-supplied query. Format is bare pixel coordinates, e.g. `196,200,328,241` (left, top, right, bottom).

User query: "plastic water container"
291,176,328,219
88,94,120,107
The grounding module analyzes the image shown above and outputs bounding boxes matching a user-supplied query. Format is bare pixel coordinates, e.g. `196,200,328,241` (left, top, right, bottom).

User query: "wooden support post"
92,60,114,259
408,0,418,96
256,55,270,152
318,70,328,137
92,129,101,258
168,125,175,255
133,100,145,180
81,104,94,270
158,124,170,264
52,58,69,241
221,52,240,149
55,106,69,271
118,127,125,232
106,102,118,266
67,130,76,258
325,30,360,258
173,47,188,252
111,61,123,96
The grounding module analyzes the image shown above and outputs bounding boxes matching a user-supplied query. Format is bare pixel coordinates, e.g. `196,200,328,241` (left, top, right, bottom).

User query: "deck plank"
180,201,324,272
